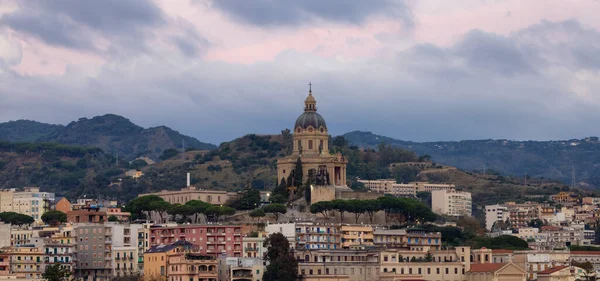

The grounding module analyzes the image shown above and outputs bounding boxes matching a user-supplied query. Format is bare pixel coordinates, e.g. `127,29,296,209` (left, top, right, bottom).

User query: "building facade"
431,189,472,217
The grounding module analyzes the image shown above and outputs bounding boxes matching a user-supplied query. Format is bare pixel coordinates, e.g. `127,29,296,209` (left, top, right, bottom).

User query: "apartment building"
358,180,456,197
67,206,108,223
3,187,55,223
431,189,472,217
340,225,373,249
582,197,600,205
485,204,510,231
0,253,9,276
73,224,113,281
147,225,243,257
265,223,296,249
7,245,44,279
220,257,264,281
10,229,35,246
168,253,218,281
295,223,342,250
242,233,267,258
113,247,138,277
43,229,76,272
297,249,380,281
143,240,201,281
372,228,442,251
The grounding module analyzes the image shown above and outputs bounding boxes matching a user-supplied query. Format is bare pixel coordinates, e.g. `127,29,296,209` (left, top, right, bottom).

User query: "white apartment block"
431,189,472,217
4,187,55,222
485,204,510,231
358,180,455,197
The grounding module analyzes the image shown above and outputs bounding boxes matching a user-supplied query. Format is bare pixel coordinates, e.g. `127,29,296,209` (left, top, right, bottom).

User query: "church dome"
295,85,327,130
295,112,327,130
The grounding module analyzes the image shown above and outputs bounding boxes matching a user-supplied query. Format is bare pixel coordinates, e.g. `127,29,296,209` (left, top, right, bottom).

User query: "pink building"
148,225,243,258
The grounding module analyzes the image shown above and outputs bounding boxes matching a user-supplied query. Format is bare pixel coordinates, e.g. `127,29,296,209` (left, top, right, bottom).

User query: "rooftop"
468,263,506,273
537,266,569,275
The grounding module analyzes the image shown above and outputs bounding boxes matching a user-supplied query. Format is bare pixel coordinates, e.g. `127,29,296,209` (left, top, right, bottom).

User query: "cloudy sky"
1,0,599,144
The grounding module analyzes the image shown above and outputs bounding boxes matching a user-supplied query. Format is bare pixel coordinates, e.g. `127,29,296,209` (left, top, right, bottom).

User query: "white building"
11,187,55,222
358,180,455,197
485,204,510,231
431,189,472,217
265,223,296,249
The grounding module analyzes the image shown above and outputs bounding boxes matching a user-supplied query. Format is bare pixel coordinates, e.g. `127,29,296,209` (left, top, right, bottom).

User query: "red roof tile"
468,263,506,273
537,266,569,275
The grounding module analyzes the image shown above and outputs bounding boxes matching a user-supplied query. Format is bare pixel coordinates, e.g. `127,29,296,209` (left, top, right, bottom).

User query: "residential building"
222,257,264,281
265,223,296,249
113,247,137,277
125,169,143,179
537,266,583,281
106,207,131,222
372,228,442,251
10,187,55,223
143,240,196,280
54,197,72,214
340,225,373,249
0,252,10,276
297,249,379,281
570,251,600,274
73,224,113,281
295,222,341,250
510,249,571,280
431,189,472,217
0,189,14,212
358,180,456,197
147,225,243,257
465,263,526,281
10,229,35,246
485,204,510,231
7,245,44,279
357,180,396,194
583,197,600,206
168,253,218,281
0,224,10,248
43,227,76,272
551,192,579,205
242,233,267,258
67,206,107,223
379,246,471,281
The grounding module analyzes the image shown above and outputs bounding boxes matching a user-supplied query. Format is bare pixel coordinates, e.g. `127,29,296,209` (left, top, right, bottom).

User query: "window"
427,268,430,274
437,268,440,274
454,268,458,274
445,268,449,274
308,140,313,149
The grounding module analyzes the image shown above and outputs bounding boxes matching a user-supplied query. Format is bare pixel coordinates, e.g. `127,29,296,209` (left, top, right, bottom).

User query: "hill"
0,120,62,142
0,114,216,160
343,131,600,189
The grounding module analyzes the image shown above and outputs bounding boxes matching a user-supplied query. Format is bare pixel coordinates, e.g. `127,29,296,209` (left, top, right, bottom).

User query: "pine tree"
263,233,298,281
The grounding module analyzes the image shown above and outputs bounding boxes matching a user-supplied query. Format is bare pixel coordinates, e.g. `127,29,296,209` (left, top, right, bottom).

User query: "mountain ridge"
343,130,600,188
0,114,216,160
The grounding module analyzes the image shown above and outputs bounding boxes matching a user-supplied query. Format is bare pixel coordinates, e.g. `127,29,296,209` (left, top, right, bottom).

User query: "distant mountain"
0,120,63,142
0,114,216,160
36,114,216,160
343,131,600,188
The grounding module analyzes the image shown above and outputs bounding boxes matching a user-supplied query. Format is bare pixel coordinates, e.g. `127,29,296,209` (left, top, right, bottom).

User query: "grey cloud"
453,30,534,76
0,0,165,52
211,0,413,27
170,19,210,57
1,20,600,144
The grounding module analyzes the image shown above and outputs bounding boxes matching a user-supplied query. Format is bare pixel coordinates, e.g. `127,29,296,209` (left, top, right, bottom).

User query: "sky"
1,0,600,145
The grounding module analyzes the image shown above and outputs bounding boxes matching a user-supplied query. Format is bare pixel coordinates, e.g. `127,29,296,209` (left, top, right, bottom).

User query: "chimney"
187,173,191,187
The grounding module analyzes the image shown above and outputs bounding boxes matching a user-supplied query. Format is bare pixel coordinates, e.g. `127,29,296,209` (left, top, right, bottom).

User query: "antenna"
571,165,576,189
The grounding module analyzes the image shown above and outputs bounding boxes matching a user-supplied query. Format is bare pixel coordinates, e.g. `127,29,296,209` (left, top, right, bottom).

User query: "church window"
308,140,313,149
320,128,324,133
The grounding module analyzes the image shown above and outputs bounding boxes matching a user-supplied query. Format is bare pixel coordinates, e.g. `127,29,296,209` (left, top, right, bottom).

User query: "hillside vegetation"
344,131,600,189
0,114,216,161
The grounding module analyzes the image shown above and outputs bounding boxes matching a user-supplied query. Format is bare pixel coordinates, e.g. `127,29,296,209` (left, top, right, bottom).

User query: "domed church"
276,85,348,188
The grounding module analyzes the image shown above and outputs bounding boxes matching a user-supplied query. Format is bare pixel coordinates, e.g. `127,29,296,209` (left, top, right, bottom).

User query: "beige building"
221,257,264,281
358,180,456,197
373,228,442,251
486,204,510,231
1,187,55,223
139,185,231,205
340,225,373,249
431,189,472,217
125,169,143,179
242,233,267,258
297,249,380,281
277,88,348,202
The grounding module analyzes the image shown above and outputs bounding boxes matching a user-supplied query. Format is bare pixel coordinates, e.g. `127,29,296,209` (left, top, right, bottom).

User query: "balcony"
245,248,258,252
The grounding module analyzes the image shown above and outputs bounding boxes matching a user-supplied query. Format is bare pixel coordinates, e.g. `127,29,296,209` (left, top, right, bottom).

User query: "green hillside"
343,131,600,189
0,120,62,142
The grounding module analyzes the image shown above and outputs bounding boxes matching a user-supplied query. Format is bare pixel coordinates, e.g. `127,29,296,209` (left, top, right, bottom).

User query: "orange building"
55,197,72,214
144,240,197,280
66,206,107,223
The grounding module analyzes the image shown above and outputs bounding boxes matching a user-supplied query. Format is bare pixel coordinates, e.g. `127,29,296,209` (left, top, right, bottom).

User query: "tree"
149,200,171,223
528,219,545,228
363,199,382,224
347,200,366,223
43,264,70,281
572,261,596,281
310,201,334,219
41,210,67,226
159,148,179,160
270,194,287,204
272,178,290,199
263,233,298,281
125,195,165,221
332,200,349,222
292,158,303,188
249,209,266,220
0,212,35,226
167,204,194,223
204,206,236,222
230,187,261,210
108,215,119,222
424,251,433,262
185,200,211,223
263,203,287,221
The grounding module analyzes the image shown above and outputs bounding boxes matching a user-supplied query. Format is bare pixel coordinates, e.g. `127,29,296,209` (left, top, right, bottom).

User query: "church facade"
276,87,348,189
